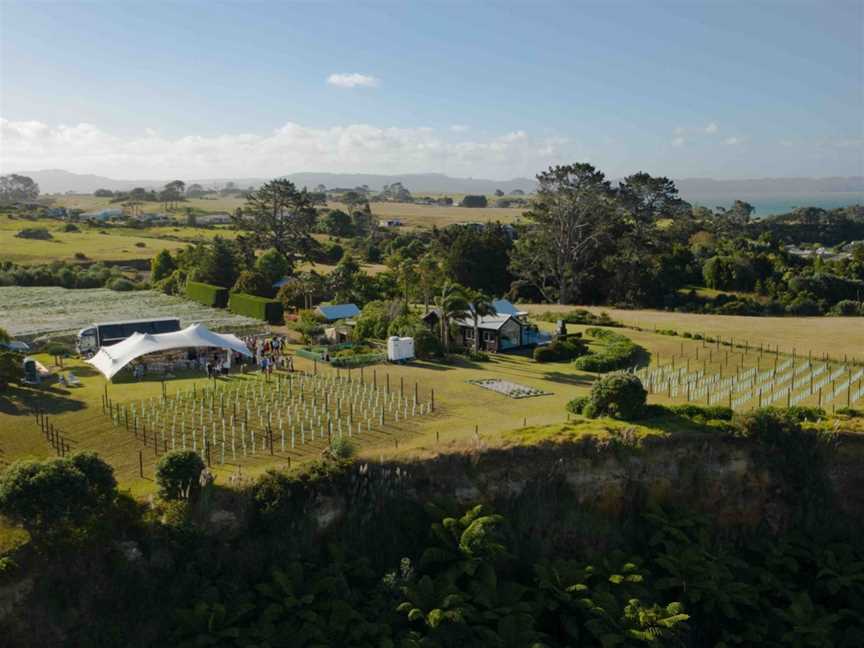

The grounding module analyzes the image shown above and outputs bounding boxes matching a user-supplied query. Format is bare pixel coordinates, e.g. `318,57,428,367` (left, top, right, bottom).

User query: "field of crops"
0,286,261,338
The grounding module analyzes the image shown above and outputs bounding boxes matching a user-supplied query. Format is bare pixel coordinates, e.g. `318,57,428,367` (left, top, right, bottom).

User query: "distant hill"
13,169,538,195
11,170,864,209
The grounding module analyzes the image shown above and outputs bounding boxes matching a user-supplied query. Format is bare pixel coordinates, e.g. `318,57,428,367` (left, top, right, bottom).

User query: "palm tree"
465,290,497,354
434,281,470,353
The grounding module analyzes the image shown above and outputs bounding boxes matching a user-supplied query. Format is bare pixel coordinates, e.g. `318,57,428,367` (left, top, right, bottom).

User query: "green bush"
228,292,283,323
668,404,734,421
566,395,590,416
108,277,136,291
784,405,826,422
413,328,442,359
534,337,588,363
155,450,205,501
586,372,647,420
835,407,862,417
533,346,558,362
329,436,357,460
573,329,642,372
232,270,272,298
15,227,52,240
734,408,801,443
186,280,229,307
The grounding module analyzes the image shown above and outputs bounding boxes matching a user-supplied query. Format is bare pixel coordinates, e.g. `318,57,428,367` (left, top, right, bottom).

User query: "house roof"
316,303,361,320
490,299,526,317
453,313,520,331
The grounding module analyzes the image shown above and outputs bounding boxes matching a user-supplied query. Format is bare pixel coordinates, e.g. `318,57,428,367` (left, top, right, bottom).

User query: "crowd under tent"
86,323,252,381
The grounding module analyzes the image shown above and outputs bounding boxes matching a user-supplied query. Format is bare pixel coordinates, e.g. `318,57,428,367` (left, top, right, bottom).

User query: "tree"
416,253,443,313
94,188,114,198
617,172,689,223
255,248,290,285
0,351,23,389
327,254,362,304
494,189,504,197
232,270,272,297
461,195,488,208
433,281,470,353
44,342,72,368
196,236,240,287
162,180,186,210
465,289,497,354
510,163,621,303
155,450,205,501
322,209,354,237
0,454,116,539
186,183,206,198
234,179,318,270
151,249,177,283
0,174,39,202
185,208,197,227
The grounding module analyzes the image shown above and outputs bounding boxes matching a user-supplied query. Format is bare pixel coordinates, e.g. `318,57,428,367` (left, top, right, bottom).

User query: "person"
205,361,213,379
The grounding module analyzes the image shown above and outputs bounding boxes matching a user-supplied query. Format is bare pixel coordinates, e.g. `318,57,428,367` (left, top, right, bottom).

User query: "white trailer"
387,336,415,363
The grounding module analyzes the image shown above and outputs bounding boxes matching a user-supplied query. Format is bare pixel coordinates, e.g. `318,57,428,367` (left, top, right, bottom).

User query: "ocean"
682,192,863,217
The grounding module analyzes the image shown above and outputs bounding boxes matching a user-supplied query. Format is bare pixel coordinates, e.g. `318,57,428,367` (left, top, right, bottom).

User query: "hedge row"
572,328,643,372
186,281,229,308
330,353,386,367
296,348,326,361
228,292,283,323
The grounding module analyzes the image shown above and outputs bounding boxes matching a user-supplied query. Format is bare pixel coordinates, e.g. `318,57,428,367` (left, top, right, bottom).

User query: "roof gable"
316,303,361,320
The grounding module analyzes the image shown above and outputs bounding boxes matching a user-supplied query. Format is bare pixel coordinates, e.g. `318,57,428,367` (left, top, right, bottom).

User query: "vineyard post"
138,450,143,478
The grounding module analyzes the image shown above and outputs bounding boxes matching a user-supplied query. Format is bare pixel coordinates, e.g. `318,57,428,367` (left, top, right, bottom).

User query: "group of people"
201,334,294,379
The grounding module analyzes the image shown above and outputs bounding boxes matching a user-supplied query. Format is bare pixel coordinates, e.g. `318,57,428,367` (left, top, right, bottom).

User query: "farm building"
316,303,361,322
422,299,548,352
82,208,124,222
378,219,403,227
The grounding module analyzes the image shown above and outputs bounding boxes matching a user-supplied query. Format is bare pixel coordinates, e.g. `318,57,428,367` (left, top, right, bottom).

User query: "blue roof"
491,299,522,316
317,303,360,320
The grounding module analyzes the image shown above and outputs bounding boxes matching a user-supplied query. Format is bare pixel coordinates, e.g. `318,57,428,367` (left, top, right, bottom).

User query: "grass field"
523,304,864,361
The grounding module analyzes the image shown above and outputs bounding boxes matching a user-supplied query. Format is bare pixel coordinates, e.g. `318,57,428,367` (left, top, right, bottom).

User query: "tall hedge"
229,292,283,324
186,281,229,308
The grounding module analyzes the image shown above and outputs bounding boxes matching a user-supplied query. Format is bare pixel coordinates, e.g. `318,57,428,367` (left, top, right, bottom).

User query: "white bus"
77,317,181,355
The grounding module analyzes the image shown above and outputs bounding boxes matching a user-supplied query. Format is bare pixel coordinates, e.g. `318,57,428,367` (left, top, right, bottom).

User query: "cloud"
671,136,686,147
449,124,469,133
723,136,743,145
0,118,569,179
705,122,719,134
326,73,380,88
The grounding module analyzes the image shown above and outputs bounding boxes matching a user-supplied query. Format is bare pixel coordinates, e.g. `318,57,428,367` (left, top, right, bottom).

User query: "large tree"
0,174,39,202
510,163,621,304
617,172,689,223
234,179,318,269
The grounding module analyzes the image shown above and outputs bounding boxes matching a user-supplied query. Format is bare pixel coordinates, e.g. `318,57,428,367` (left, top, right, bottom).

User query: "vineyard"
48,368,439,477
635,338,864,411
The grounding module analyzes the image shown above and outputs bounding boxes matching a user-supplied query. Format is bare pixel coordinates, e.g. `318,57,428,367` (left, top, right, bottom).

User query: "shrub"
784,405,826,422
566,395,590,416
134,241,146,248
413,328,442,359
186,281,229,307
573,329,642,372
228,292,283,323
108,277,136,291
63,223,79,232
155,450,205,501
73,252,88,260
668,404,734,421
835,407,862,417
232,270,272,298
831,300,863,316
255,248,290,285
533,346,559,363
15,227,52,240
329,436,357,460
150,249,176,283
586,372,647,420
734,408,801,443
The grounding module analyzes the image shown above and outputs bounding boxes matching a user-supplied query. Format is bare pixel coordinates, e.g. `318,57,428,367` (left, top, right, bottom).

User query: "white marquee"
86,323,252,380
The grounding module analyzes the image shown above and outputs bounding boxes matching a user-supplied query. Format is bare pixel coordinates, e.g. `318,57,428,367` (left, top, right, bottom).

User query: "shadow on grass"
0,384,86,416
542,371,594,386
635,410,732,436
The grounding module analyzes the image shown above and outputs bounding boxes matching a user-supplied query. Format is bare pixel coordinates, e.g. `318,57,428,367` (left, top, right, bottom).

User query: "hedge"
228,292,283,323
572,328,643,373
330,353,386,367
186,281,229,308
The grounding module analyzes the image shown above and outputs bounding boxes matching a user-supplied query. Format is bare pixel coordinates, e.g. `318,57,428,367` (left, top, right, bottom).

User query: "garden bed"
467,378,551,399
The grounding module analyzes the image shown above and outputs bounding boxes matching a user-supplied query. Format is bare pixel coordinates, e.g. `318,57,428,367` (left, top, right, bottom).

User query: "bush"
734,408,801,443
232,270,272,298
73,252,88,260
573,329,642,372
566,395,590,416
329,436,357,460
186,281,229,307
15,227,52,240
534,337,588,363
586,372,647,420
784,405,826,422
228,292,283,323
108,277,136,291
668,404,734,421
134,241,146,248
533,346,558,363
831,300,863,316
413,328,442,359
63,223,79,232
155,451,205,501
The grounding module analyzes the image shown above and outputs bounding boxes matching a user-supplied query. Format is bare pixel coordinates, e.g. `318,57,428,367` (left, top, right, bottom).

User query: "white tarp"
87,323,252,380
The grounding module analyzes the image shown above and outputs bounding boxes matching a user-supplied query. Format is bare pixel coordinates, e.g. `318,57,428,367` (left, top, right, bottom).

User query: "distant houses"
421,299,547,353
196,212,233,225
81,208,124,222
378,219,403,228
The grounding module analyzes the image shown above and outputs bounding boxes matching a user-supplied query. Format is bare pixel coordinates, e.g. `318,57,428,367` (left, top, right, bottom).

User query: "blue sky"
1,0,862,180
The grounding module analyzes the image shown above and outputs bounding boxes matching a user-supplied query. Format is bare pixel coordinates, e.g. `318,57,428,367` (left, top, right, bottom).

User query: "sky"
0,0,862,181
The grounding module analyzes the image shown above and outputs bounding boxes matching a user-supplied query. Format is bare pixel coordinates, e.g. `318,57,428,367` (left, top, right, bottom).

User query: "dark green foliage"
0,350,23,388
353,300,404,341
155,450,205,501
185,280,228,307
150,249,176,283
15,227,52,240
195,236,241,288
666,404,734,421
460,194,488,207
228,292,283,323
534,336,588,363
0,260,125,289
231,270,272,298
0,453,116,539
413,328,442,359
254,248,290,285
108,277,136,291
573,329,643,372
587,372,647,420
566,395,590,415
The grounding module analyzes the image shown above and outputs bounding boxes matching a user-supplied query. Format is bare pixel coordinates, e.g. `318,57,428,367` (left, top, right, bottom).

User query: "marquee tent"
87,323,252,380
